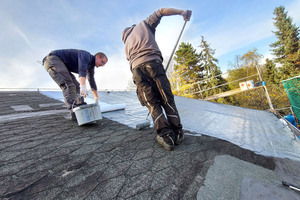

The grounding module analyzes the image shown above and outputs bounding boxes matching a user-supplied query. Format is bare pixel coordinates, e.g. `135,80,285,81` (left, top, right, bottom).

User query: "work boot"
174,130,184,145
156,133,175,151
76,96,87,106
72,100,87,110
69,111,77,121
78,101,87,106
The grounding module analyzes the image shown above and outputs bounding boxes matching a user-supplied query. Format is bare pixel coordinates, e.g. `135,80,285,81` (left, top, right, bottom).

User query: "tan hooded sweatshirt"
122,8,184,70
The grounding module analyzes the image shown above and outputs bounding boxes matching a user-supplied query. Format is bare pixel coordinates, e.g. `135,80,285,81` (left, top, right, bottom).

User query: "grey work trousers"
43,55,83,110
132,60,182,137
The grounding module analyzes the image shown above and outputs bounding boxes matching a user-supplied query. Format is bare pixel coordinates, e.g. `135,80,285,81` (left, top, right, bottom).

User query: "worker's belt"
42,53,65,66
137,59,161,67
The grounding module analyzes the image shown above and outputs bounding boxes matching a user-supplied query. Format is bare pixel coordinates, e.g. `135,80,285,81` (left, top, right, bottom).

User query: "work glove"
80,85,88,98
182,10,192,21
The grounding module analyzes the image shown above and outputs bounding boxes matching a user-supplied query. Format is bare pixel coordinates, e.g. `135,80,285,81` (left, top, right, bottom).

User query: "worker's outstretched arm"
159,8,184,16
159,8,191,21
145,8,191,30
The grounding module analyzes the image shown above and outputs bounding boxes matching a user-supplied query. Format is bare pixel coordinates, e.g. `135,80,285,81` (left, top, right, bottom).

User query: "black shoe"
76,96,87,106
74,102,87,108
174,130,184,145
78,102,87,106
156,134,175,151
70,112,77,121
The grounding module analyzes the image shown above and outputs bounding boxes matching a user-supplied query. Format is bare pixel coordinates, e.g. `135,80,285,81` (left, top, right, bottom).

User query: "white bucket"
73,103,102,126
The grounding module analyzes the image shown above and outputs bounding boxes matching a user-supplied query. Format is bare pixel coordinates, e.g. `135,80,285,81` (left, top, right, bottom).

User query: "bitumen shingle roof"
0,91,300,200
47,90,300,161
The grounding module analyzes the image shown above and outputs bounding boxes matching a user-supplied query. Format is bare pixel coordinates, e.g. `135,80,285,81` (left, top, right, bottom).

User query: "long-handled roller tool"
136,113,151,130
165,10,192,72
282,181,300,192
135,10,192,130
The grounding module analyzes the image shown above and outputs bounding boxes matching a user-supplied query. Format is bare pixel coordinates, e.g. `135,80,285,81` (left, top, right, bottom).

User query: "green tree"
261,59,290,114
263,59,279,85
226,49,269,109
172,42,202,97
270,6,300,80
241,48,263,67
199,36,227,102
173,42,203,84
227,49,261,89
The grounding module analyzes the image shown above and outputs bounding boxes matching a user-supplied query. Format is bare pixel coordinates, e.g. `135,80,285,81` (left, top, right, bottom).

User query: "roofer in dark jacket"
122,8,191,150
43,49,108,119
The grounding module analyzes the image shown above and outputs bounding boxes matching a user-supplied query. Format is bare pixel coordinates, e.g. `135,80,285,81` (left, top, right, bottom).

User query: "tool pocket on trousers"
136,87,146,106
145,63,165,78
47,67,66,87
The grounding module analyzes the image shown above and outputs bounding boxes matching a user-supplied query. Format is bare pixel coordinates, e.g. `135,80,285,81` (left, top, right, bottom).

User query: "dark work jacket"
50,49,97,90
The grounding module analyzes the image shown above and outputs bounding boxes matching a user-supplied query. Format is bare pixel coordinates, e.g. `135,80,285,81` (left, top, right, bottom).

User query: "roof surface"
43,90,300,161
0,91,299,199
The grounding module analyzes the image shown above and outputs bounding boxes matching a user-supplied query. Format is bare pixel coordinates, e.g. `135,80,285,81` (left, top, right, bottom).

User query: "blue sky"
0,0,299,90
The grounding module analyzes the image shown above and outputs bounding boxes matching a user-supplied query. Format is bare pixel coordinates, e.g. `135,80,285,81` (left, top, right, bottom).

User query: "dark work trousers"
132,60,183,137
43,55,84,110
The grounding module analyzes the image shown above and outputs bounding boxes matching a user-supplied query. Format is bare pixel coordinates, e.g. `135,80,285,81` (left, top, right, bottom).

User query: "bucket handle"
71,94,82,112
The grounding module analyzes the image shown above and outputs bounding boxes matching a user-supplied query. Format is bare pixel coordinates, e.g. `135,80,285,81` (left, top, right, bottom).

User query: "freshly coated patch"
0,109,68,122
11,105,34,111
39,103,65,108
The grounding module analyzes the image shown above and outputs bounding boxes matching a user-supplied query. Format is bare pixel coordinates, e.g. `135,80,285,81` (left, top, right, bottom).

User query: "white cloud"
156,17,188,59
0,49,132,90
93,50,132,90
10,23,32,46
0,53,56,89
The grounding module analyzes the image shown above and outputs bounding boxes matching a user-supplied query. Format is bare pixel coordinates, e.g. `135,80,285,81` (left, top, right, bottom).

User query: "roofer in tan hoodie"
122,8,192,151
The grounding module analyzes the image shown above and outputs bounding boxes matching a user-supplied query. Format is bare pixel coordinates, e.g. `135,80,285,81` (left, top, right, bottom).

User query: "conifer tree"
199,36,225,98
270,6,300,80
173,42,202,83
263,59,279,85
172,42,202,97
261,58,289,111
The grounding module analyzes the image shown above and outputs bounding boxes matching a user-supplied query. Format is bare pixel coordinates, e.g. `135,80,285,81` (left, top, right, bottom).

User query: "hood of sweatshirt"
122,24,136,43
